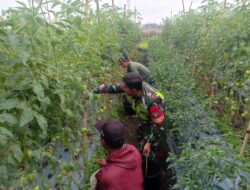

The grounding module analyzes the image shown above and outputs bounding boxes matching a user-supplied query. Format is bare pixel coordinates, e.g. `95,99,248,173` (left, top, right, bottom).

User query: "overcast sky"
0,0,234,24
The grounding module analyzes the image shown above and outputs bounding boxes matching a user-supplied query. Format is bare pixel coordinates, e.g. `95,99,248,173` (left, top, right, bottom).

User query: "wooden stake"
112,0,114,10
95,0,99,21
82,94,89,167
126,0,130,10
45,0,51,22
189,0,193,11
134,7,137,22
182,0,185,13
96,0,99,12
240,122,250,157
84,0,89,15
224,0,227,8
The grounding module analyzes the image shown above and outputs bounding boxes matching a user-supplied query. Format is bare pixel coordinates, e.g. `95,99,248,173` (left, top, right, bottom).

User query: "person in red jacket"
94,119,144,190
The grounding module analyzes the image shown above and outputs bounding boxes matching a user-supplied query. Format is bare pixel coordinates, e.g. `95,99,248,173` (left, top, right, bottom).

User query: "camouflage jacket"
94,82,166,143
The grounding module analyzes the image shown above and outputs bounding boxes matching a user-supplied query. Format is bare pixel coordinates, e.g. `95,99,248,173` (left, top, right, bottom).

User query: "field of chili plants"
0,0,141,189
147,0,250,189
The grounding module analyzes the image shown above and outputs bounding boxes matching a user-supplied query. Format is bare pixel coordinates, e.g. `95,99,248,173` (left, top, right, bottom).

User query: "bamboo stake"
45,0,51,23
126,0,130,11
82,95,89,167
224,0,227,8
96,0,99,12
95,0,100,21
240,122,250,157
84,0,89,15
182,0,185,13
112,0,114,10
134,7,136,22
189,0,193,11
191,62,196,77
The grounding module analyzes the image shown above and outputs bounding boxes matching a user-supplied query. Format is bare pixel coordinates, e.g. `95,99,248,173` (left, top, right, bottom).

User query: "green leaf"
59,93,65,104
0,127,13,137
7,34,19,48
166,157,172,163
0,113,18,125
167,163,176,170
33,83,44,98
0,165,7,180
35,113,48,135
65,109,73,117
6,156,16,165
0,135,8,145
0,92,11,100
172,184,181,189
39,97,51,105
51,0,61,9
16,101,27,109
41,75,49,88
19,50,29,64
0,127,13,145
16,1,27,7
20,107,34,127
0,99,19,110
10,145,23,163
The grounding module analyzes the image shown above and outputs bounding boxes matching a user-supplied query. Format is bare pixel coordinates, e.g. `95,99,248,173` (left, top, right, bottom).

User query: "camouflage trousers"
137,120,165,160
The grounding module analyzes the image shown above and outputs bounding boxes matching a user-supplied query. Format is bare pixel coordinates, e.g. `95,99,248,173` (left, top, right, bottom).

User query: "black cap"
122,72,142,90
95,119,125,149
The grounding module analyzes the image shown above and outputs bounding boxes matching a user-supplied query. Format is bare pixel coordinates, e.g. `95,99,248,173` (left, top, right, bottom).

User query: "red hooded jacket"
95,144,144,190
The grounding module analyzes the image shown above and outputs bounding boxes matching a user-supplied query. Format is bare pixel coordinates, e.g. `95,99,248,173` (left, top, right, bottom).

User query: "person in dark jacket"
94,119,144,190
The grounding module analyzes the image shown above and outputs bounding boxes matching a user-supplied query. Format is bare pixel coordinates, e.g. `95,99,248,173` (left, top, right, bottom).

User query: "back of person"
142,82,166,110
128,62,154,84
119,52,154,85
95,144,144,190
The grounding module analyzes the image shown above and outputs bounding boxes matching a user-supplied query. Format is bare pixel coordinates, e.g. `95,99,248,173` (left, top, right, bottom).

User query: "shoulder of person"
142,84,158,98
126,144,142,161
131,61,142,66
126,144,139,151
95,166,113,181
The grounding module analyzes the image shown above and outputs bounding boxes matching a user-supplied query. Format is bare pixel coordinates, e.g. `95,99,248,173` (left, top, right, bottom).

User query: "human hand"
92,88,100,94
143,143,151,155
97,159,107,167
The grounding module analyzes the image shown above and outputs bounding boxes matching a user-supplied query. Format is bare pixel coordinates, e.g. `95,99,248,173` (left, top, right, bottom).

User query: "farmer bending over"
93,72,166,159
119,52,154,85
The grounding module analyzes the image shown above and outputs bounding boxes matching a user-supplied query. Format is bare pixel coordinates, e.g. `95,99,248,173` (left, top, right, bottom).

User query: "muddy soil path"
122,118,174,190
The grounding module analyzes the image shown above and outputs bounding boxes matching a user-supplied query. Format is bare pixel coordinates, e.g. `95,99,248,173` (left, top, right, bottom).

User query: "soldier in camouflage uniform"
93,72,166,160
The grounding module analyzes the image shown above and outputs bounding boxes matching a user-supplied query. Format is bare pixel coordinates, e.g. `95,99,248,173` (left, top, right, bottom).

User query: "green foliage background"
147,0,250,189
0,0,141,188
1,0,250,189
161,0,250,128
